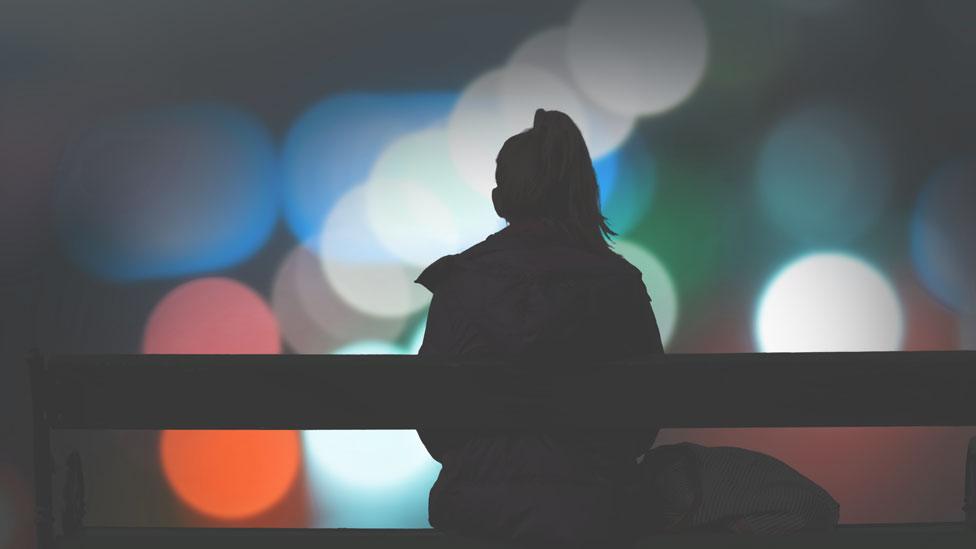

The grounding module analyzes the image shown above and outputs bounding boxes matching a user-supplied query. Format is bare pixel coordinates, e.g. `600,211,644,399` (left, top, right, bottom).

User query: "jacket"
414,218,665,546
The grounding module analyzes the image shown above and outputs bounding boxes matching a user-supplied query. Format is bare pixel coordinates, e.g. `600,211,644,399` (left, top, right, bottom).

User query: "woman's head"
492,108,617,253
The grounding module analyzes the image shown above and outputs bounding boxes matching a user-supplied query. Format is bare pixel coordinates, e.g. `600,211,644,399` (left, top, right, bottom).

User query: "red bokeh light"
143,277,280,354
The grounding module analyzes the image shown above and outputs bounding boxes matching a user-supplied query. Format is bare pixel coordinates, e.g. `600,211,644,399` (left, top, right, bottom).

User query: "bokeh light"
160,430,301,520
303,430,440,527
757,105,891,245
595,133,658,239
600,134,657,237
319,186,431,318
330,314,427,355
405,315,428,354
143,277,280,354
566,0,708,117
508,26,634,159
592,149,620,208
272,245,407,354
364,127,503,268
304,430,434,488
55,104,278,281
755,253,904,352
613,239,679,347
447,65,591,198
333,340,405,355
281,92,456,249
910,159,976,315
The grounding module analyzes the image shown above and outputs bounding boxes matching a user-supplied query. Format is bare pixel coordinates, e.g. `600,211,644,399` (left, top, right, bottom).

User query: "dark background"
2,1,976,546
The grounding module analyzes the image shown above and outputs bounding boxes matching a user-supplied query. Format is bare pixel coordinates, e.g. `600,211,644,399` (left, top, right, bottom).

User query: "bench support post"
29,349,55,549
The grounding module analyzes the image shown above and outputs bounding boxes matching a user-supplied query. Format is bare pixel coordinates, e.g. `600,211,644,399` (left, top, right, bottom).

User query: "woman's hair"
493,108,618,254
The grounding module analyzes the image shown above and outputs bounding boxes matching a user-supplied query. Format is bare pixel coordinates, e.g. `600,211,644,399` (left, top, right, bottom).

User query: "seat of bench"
57,523,976,549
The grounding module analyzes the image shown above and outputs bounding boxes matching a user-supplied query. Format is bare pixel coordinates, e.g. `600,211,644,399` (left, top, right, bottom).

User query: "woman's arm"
416,290,488,463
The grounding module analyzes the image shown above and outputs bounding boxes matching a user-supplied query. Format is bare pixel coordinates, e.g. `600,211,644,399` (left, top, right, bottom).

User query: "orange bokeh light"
160,430,301,520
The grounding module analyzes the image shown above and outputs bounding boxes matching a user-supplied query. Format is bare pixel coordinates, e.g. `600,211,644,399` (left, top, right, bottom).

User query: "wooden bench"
29,350,976,548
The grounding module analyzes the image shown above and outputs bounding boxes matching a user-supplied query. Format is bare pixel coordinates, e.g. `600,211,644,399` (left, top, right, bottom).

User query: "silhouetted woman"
415,108,841,546
414,109,664,546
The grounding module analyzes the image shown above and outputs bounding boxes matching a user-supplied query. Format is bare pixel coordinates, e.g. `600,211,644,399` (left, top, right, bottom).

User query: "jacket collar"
415,219,616,292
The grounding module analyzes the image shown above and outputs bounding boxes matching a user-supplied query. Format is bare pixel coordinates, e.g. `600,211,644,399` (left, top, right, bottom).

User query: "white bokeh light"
272,245,408,353
365,175,459,268
364,127,503,267
756,253,904,352
302,430,436,489
319,186,430,318
447,65,591,198
508,26,634,159
613,240,679,347
566,0,709,117
498,64,591,145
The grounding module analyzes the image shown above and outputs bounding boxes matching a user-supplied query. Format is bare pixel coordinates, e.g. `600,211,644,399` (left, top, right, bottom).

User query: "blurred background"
2,0,976,545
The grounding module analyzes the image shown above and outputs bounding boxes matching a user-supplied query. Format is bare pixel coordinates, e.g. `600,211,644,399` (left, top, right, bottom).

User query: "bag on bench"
627,442,840,536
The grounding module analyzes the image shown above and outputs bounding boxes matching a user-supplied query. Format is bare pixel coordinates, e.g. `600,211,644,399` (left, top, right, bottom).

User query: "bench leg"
30,349,55,549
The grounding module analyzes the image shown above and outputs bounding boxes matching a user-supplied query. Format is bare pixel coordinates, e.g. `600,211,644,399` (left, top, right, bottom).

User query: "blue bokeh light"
600,133,656,236
911,159,976,315
55,103,279,281
282,92,457,250
593,149,619,208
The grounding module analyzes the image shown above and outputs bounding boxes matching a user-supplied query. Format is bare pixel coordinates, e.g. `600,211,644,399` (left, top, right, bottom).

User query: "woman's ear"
492,186,507,219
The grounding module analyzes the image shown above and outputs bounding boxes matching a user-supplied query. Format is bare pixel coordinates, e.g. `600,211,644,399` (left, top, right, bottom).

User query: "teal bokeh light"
757,105,891,246
302,429,440,528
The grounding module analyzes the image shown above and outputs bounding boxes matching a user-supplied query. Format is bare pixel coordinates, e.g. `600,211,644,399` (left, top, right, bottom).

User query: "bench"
29,350,976,548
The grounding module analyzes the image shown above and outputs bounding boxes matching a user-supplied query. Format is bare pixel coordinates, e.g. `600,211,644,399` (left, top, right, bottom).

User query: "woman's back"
415,217,664,546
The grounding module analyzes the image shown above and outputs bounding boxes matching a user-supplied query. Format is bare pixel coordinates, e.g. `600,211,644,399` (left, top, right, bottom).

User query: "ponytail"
527,108,618,254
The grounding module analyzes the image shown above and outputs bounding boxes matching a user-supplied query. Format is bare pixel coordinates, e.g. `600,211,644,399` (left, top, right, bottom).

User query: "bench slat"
39,351,976,429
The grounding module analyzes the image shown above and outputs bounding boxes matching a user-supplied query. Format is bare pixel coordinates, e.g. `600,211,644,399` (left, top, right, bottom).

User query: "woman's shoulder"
415,227,642,293
414,253,458,293
414,232,505,293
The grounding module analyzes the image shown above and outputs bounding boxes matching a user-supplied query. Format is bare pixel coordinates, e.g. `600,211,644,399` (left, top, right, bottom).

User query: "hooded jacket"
414,218,665,546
